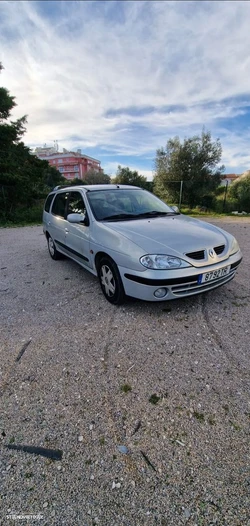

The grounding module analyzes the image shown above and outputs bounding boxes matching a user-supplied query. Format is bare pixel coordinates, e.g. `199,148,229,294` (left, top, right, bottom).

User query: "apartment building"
34,146,103,181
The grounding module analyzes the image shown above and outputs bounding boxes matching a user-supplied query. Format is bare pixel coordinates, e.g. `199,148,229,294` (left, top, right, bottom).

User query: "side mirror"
67,213,86,224
171,205,179,213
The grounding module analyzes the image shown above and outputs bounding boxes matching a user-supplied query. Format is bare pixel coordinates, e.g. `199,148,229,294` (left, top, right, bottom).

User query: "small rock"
184,508,191,519
43,502,48,508
78,436,84,442
117,445,129,454
112,481,121,489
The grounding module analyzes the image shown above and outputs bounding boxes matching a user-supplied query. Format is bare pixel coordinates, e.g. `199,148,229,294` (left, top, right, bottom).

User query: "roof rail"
52,184,70,191
52,183,86,191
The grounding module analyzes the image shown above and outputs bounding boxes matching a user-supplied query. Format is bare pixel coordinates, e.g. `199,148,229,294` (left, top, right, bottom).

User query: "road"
0,219,250,525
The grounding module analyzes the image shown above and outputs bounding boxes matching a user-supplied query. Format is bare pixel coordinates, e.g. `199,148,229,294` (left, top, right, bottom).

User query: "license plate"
198,265,230,284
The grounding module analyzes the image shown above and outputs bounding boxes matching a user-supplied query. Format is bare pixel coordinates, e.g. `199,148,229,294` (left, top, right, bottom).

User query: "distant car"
43,184,242,304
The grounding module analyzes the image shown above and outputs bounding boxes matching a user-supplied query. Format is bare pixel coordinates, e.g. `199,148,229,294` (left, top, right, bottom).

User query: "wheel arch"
95,251,113,271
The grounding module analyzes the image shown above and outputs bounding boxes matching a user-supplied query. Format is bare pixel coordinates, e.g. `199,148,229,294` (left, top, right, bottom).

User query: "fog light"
154,288,168,298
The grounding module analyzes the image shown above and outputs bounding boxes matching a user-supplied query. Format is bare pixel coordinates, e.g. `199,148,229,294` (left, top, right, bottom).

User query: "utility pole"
179,180,183,211
223,180,228,212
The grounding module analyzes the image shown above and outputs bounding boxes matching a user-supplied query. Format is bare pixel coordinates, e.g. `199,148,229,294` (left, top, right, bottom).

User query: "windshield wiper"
102,211,180,221
135,211,180,218
102,213,138,221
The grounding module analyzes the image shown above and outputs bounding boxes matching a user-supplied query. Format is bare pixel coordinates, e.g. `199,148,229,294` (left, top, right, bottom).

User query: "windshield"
87,188,178,221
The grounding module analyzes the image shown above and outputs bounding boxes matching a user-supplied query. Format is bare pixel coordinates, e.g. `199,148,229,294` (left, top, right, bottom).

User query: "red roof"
223,174,239,180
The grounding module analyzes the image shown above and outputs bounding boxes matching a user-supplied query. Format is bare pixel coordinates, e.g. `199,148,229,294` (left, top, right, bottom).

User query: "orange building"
221,173,240,186
34,146,102,181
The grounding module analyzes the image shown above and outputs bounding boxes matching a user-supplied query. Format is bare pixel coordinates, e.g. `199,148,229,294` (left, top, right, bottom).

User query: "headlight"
140,254,191,270
230,237,240,255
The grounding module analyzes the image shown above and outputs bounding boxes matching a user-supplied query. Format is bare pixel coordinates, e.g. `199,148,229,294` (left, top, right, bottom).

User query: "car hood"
104,215,231,258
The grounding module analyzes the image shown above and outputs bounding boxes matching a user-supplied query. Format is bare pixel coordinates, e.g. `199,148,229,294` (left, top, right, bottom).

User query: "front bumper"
118,251,242,301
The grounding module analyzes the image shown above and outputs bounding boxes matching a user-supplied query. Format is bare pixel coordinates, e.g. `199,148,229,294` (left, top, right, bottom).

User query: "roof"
222,173,240,179
37,151,101,163
52,184,142,192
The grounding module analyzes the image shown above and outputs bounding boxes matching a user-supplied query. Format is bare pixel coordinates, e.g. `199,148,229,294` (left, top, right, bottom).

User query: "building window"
58,167,64,172
58,159,63,163
74,166,79,171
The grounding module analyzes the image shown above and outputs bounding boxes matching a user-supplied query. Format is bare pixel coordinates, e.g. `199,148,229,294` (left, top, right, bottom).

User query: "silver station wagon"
43,184,242,304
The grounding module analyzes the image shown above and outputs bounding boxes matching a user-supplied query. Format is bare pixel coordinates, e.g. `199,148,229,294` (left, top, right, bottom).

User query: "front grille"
171,268,236,296
185,249,205,260
214,244,225,255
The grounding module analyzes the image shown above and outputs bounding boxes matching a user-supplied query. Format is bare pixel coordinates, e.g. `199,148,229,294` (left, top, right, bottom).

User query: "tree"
0,63,64,221
229,174,250,213
153,130,224,208
84,168,111,185
112,165,149,189
66,177,87,186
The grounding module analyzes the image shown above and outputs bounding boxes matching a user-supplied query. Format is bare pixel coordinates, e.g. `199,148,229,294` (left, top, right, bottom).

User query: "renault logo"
209,249,215,258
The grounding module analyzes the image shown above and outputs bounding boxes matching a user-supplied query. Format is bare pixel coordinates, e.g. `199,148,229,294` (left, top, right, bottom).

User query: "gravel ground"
0,219,250,526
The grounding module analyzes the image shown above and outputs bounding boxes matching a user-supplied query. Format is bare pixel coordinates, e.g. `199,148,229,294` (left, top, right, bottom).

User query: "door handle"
65,228,69,233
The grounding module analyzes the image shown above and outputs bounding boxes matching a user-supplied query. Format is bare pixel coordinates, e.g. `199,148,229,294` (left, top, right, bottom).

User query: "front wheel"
47,235,61,260
97,257,125,305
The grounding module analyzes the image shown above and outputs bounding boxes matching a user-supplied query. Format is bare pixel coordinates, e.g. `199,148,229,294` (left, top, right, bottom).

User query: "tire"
47,235,61,260
97,256,125,305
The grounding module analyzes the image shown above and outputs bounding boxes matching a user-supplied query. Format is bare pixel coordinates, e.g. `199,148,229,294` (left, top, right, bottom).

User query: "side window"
67,192,86,215
51,193,67,218
44,193,55,212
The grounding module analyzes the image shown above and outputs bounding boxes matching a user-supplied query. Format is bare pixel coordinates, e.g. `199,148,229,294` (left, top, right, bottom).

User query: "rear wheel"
47,235,61,260
97,256,125,305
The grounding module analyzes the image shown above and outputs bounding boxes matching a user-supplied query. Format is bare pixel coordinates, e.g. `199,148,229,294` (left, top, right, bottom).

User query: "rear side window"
44,193,55,212
51,193,68,218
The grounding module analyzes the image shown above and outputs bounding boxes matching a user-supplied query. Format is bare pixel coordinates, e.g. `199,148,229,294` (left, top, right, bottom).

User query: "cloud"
1,0,250,174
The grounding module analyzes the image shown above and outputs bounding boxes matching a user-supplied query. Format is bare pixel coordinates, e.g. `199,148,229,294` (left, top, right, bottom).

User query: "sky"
1,0,250,180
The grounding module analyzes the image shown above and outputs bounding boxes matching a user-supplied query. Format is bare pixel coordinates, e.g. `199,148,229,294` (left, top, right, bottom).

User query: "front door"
49,192,68,250
65,191,92,269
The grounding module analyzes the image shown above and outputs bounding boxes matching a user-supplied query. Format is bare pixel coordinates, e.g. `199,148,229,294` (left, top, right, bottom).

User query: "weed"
199,501,207,511
229,420,241,431
193,411,205,422
149,393,161,405
208,416,216,426
121,384,132,393
99,437,105,445
24,472,33,478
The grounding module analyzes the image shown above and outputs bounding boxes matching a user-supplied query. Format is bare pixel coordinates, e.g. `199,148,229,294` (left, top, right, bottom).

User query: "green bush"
229,175,250,213
0,203,43,226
